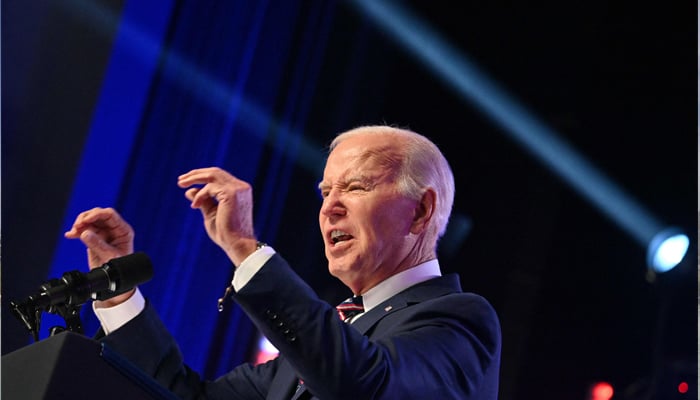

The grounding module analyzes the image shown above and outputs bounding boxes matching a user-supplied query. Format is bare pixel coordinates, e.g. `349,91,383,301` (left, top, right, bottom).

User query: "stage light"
647,227,690,273
253,335,279,365
350,0,689,275
589,381,614,400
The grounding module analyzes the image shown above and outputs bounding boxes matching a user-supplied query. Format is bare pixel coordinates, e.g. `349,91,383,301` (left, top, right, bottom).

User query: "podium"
2,331,179,400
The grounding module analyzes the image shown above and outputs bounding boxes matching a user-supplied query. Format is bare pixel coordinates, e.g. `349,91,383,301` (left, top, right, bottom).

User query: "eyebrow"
317,175,371,191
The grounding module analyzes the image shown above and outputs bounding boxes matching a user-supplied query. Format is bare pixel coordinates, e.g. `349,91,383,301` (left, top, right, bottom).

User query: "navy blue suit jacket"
100,253,501,399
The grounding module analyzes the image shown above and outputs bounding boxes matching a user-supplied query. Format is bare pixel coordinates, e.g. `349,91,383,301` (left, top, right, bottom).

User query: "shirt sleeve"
232,245,275,291
93,288,146,335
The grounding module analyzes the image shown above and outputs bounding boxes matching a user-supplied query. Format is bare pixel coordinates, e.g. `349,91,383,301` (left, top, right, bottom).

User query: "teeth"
331,230,348,239
331,230,349,244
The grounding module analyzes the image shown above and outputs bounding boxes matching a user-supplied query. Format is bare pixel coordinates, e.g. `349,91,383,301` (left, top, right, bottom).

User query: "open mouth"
330,230,353,245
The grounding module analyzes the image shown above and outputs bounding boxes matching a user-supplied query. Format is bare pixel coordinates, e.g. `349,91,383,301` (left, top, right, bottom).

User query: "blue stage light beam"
59,0,328,176
350,0,689,273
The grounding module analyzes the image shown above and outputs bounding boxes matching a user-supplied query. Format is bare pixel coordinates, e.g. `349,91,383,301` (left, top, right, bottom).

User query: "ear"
410,188,436,234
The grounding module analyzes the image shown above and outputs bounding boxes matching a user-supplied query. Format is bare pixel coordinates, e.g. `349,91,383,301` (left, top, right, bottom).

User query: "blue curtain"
47,0,338,378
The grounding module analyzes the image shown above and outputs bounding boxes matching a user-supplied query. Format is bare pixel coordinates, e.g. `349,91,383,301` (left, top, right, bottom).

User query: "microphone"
27,252,153,309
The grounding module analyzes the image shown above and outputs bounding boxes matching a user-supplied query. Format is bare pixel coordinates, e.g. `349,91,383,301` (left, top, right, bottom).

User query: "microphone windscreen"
106,252,154,289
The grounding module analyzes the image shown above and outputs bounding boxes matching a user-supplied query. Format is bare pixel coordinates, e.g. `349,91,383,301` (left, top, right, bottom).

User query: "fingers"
178,167,243,209
184,187,198,202
177,167,225,188
65,207,135,268
187,186,218,209
80,229,127,254
65,207,130,238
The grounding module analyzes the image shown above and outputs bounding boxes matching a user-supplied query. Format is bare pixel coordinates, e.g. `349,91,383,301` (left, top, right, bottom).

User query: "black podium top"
2,331,178,400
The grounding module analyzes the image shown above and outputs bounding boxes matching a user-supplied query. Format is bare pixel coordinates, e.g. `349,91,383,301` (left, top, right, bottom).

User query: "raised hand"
64,207,136,307
64,207,135,266
177,167,258,265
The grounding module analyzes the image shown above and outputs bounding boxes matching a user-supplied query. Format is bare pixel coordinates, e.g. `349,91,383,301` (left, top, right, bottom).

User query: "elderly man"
65,125,501,399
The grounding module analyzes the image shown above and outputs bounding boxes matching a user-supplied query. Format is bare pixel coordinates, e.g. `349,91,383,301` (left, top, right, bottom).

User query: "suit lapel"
351,274,462,334
350,296,407,334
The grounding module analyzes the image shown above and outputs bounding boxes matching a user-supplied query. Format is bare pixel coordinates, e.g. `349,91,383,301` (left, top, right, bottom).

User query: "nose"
320,189,345,218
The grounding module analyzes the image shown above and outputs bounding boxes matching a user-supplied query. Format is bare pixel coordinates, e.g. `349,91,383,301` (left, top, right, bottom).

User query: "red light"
590,382,614,400
252,335,279,365
254,350,278,365
678,381,688,394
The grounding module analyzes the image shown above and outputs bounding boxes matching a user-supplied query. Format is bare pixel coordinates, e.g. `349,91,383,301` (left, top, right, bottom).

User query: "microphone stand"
9,299,42,342
9,252,153,343
46,302,84,336
10,277,85,343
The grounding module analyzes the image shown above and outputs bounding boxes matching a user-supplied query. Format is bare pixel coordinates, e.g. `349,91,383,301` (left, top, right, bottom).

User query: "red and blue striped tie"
335,296,364,323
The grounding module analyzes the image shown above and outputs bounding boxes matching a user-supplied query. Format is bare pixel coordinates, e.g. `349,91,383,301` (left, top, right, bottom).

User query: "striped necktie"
335,296,364,323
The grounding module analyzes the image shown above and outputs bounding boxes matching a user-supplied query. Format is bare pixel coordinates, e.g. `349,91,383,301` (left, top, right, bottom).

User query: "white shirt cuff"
233,245,275,291
93,288,146,335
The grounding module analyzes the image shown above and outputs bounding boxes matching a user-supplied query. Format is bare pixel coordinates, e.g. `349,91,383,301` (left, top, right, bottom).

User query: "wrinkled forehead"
323,138,402,181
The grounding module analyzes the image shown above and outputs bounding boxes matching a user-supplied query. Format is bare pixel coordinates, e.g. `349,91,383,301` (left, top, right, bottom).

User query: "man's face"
318,134,419,294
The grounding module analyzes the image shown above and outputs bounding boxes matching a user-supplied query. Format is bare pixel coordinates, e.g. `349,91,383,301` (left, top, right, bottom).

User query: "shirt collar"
360,259,441,313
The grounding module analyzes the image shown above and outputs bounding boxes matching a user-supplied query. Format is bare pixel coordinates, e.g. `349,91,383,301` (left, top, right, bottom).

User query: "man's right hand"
64,207,136,307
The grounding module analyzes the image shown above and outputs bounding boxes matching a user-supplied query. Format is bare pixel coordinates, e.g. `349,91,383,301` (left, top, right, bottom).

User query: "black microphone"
28,252,153,309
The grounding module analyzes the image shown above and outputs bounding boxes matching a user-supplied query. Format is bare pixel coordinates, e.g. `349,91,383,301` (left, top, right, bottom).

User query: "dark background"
3,1,697,399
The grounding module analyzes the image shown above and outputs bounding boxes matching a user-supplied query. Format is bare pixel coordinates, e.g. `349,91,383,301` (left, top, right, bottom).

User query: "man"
65,125,501,399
